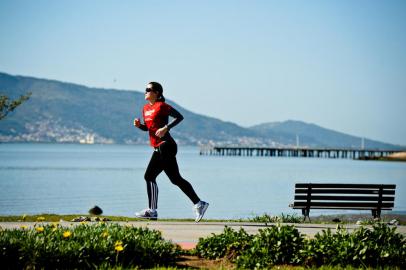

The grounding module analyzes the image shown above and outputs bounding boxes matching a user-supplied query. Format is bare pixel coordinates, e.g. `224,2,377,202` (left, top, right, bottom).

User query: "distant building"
80,134,95,144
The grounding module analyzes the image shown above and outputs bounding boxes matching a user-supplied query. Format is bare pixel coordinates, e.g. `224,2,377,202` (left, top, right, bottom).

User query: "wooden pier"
199,145,401,159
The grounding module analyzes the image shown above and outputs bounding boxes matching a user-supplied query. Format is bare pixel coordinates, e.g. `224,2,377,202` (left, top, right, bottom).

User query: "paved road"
1,221,404,247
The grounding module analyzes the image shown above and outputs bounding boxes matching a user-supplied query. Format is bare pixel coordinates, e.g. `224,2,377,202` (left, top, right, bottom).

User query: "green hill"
0,72,256,145
0,72,403,150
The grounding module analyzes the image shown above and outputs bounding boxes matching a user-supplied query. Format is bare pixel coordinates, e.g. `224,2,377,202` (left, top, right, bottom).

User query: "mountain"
0,72,403,150
0,72,256,145
250,121,401,150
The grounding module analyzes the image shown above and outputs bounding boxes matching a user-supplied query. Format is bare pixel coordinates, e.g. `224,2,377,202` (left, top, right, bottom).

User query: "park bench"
290,183,396,221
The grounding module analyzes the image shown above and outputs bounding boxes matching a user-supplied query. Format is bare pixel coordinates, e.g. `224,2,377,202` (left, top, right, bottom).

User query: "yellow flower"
102,231,109,238
115,240,123,246
115,245,124,252
114,240,124,251
20,225,28,230
63,231,72,238
36,227,44,232
36,216,45,222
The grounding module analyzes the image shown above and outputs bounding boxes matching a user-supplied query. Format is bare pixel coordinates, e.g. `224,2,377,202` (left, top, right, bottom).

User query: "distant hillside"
250,121,401,150
0,72,256,145
0,72,403,150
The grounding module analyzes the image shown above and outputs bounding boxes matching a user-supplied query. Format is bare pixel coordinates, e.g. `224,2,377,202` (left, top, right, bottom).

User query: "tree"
0,92,32,120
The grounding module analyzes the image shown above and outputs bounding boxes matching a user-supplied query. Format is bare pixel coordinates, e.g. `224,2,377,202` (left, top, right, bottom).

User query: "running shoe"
135,209,158,220
194,201,209,222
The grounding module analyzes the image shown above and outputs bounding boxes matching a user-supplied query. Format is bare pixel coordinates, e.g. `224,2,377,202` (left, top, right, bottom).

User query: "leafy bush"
302,223,406,268
196,223,405,268
0,223,180,269
195,226,252,260
236,224,305,268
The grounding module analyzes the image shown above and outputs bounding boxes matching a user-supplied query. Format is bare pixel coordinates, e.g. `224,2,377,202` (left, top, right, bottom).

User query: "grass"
0,214,241,223
309,213,406,225
0,213,405,225
0,214,138,222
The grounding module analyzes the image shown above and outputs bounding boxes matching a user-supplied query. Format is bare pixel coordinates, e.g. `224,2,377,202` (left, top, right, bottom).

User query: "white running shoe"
135,209,158,220
194,201,209,222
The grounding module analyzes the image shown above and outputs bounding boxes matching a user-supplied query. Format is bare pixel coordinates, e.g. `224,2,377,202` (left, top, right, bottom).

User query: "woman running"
133,82,209,222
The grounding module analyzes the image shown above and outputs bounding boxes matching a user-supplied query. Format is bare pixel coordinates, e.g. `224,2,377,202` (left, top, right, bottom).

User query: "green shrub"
0,223,180,269
195,226,252,260
302,223,406,268
236,224,305,268
196,223,405,268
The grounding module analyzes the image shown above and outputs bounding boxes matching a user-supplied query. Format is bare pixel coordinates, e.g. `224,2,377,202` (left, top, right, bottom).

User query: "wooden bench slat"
295,189,395,195
293,202,394,208
294,195,395,202
292,206,394,210
295,183,396,189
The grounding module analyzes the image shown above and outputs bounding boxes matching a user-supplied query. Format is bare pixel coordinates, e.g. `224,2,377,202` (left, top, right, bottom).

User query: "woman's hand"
134,118,141,127
155,125,168,138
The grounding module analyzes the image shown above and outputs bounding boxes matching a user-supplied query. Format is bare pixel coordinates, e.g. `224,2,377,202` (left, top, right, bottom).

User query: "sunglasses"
145,88,155,93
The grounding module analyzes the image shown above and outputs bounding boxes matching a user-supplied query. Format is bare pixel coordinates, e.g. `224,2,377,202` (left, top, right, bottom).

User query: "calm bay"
1,143,405,219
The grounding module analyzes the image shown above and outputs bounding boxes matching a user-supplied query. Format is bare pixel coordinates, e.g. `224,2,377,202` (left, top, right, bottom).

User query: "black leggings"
144,139,200,209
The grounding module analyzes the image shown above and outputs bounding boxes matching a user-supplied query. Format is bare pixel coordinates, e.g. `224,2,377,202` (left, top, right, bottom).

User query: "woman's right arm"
134,118,148,131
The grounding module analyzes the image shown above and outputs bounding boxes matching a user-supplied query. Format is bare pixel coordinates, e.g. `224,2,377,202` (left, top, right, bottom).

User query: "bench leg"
371,209,381,219
302,208,311,222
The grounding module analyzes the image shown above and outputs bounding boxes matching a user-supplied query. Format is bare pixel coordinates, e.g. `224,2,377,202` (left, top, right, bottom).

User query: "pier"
199,146,401,159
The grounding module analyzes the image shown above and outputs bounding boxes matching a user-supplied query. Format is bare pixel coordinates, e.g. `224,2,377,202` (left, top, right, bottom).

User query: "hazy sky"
1,1,405,145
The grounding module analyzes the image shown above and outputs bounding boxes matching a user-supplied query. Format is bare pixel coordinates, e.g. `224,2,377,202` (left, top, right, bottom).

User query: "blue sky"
1,0,405,145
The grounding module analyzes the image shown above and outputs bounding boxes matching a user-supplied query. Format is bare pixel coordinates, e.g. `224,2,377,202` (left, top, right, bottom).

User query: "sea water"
0,143,405,219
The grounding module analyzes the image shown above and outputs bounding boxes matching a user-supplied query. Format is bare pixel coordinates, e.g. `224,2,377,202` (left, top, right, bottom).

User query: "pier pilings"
199,146,398,159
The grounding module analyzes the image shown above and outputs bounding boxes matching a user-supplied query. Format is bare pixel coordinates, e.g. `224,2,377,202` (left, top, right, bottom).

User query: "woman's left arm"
155,107,184,138
166,107,184,130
